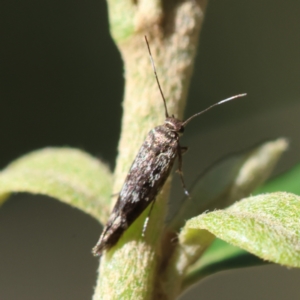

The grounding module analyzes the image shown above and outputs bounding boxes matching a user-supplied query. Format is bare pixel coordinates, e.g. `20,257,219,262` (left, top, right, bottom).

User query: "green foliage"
1,1,299,298
168,138,288,231
159,139,293,298
0,148,112,223
181,192,300,268
256,163,300,196
179,156,300,292
1,139,297,299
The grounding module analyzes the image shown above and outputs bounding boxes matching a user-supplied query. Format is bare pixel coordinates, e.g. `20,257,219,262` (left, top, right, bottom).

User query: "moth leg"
180,146,188,155
142,200,156,237
176,144,190,197
111,192,120,197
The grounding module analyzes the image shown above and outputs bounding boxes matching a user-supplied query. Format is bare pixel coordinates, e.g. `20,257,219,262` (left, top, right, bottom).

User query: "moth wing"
93,128,178,255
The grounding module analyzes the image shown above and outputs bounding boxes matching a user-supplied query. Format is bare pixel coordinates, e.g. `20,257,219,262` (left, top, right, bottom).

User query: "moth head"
165,117,185,134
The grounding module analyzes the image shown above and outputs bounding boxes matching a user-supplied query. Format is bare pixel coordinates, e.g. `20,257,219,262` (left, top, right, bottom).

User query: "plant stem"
93,1,207,299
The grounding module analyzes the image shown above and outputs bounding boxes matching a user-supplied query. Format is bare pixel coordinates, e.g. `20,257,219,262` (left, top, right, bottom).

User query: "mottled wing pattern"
93,125,179,255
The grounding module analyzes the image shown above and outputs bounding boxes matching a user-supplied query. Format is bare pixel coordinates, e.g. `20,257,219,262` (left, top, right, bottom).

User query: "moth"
92,36,246,256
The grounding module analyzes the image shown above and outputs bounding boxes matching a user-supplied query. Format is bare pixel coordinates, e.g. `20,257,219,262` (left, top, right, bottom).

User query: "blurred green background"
1,0,300,299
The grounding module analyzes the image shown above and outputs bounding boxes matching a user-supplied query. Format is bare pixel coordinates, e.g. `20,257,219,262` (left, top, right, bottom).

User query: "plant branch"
93,1,208,299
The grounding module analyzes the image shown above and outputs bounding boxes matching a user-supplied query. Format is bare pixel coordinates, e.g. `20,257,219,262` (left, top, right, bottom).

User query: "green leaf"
0,148,113,224
256,163,300,195
168,138,288,231
182,192,300,268
161,139,288,298
171,192,300,294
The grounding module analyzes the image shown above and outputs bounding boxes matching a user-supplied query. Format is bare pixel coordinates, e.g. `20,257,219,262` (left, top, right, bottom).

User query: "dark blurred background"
1,0,300,299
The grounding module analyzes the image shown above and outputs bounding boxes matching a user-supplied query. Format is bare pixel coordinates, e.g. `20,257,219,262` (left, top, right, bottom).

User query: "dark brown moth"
92,36,246,256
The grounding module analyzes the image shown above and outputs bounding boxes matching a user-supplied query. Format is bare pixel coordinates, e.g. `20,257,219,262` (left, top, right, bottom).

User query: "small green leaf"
161,139,289,298
0,148,113,224
168,138,288,231
182,192,300,268
256,163,300,195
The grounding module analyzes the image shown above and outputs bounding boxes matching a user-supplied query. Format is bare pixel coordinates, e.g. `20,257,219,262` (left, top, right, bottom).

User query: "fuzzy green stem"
93,1,207,299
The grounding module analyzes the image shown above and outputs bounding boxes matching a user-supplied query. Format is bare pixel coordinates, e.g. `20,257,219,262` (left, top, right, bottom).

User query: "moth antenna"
182,93,247,127
145,36,169,118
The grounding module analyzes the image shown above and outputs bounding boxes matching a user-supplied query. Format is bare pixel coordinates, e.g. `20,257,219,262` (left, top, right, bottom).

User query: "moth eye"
165,122,175,131
179,126,184,133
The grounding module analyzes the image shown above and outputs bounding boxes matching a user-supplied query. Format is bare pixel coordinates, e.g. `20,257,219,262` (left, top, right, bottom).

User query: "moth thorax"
164,117,185,134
